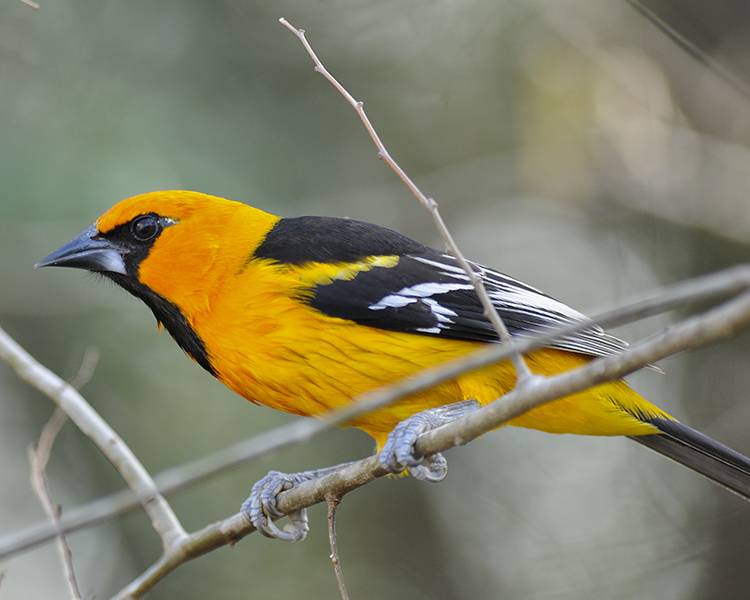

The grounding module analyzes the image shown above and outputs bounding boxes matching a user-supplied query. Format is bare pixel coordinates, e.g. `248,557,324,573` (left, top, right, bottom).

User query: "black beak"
36,225,127,275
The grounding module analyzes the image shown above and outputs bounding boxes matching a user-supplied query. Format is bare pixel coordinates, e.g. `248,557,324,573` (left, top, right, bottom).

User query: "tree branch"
0,327,187,550
28,408,82,600
326,495,349,600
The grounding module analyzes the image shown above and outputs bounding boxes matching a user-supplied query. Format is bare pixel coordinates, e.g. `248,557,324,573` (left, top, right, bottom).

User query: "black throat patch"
103,271,216,376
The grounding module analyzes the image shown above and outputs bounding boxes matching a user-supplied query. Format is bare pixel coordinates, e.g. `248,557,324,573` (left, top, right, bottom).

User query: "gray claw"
378,399,480,482
242,471,310,542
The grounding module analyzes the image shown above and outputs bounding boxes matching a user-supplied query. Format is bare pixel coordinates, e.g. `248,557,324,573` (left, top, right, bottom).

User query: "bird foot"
242,462,353,542
377,399,481,482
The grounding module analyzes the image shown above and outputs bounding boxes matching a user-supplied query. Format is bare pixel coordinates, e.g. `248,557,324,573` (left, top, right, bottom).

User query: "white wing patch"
411,256,471,279
421,253,589,324
369,282,473,311
399,253,628,358
422,297,458,323
369,281,467,333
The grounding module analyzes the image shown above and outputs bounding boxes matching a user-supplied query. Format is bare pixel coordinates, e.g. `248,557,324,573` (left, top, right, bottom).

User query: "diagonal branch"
279,17,534,383
0,327,187,550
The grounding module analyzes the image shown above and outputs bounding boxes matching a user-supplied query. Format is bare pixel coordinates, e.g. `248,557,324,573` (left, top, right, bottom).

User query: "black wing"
257,216,628,359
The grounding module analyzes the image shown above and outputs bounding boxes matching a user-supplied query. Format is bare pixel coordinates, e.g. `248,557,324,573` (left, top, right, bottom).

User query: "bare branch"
625,0,750,101
0,326,187,550
25,348,101,599
17,0,40,9
415,289,750,459
279,17,534,382
67,346,100,391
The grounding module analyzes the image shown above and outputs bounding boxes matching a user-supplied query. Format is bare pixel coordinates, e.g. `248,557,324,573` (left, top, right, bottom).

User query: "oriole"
38,190,750,540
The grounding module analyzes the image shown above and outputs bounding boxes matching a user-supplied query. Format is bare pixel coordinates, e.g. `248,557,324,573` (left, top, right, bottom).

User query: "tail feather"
630,418,750,501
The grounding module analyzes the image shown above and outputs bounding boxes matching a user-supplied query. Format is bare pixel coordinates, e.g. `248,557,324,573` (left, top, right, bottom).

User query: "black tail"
630,418,750,501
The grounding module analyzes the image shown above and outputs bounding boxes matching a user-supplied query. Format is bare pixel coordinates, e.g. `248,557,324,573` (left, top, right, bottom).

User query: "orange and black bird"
38,190,750,540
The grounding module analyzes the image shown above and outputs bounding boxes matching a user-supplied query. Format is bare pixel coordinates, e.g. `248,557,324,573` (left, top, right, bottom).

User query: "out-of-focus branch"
26,347,100,600
326,495,349,600
28,408,82,600
0,326,187,550
625,0,750,100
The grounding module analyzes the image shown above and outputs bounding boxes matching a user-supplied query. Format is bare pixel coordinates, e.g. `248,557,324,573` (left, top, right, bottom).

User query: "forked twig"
278,17,534,384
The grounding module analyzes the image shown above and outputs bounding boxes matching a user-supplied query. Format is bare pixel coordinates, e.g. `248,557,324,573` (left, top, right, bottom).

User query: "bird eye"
131,215,160,242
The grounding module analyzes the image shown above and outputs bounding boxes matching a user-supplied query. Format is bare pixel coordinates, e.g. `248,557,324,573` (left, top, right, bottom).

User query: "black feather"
632,418,750,500
254,216,427,264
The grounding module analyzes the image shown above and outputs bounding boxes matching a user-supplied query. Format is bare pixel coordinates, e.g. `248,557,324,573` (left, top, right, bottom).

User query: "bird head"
37,190,279,309
36,190,280,374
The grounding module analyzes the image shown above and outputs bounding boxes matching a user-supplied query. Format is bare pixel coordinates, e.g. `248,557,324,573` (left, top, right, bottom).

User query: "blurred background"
2,0,750,598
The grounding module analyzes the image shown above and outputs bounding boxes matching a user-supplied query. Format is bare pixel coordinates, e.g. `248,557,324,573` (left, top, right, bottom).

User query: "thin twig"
626,0,750,101
326,495,349,600
29,408,83,600
17,0,40,9
25,349,100,599
67,347,100,391
4,264,750,562
279,17,534,383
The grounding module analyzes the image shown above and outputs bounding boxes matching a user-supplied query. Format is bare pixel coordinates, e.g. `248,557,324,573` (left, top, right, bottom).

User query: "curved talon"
241,471,310,542
378,399,480,482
